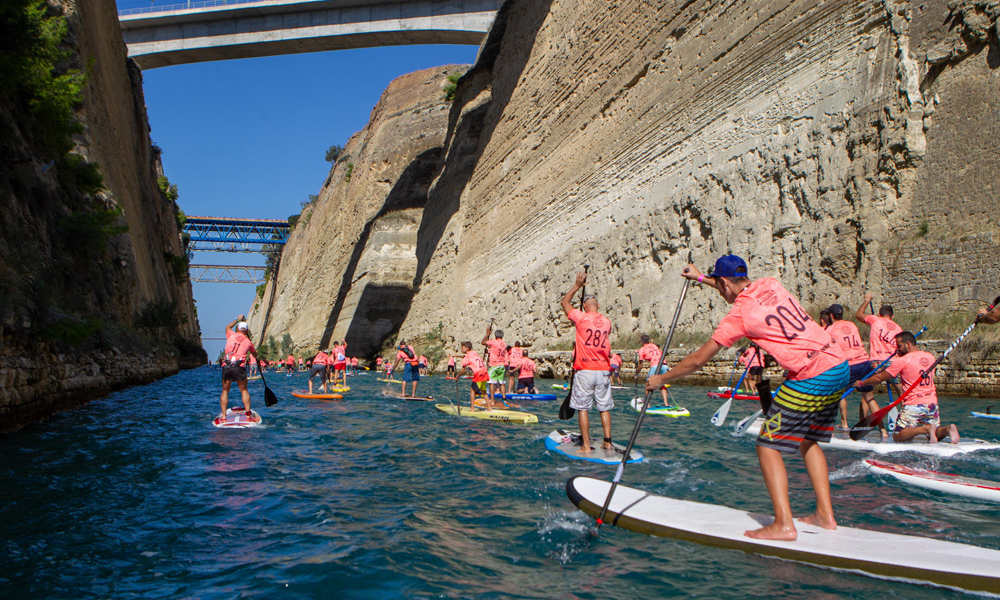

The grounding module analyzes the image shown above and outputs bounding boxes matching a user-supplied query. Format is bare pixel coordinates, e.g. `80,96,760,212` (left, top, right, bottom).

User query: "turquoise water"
2,367,1000,599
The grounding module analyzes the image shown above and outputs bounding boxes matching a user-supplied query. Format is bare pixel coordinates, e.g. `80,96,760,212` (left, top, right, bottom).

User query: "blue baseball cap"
709,254,748,278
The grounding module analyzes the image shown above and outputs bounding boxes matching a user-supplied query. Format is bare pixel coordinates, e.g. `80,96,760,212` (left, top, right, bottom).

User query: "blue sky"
117,1,480,358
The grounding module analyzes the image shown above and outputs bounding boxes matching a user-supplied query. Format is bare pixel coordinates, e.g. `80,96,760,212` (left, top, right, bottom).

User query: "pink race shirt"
610,354,622,367
827,320,869,365
485,339,507,367
313,351,329,366
286,355,295,365
508,346,524,368
886,350,937,406
568,308,611,371
396,346,418,366
224,329,255,362
739,347,764,368
461,350,486,373
351,357,358,366
638,343,661,365
519,358,536,377
711,278,845,381
447,356,456,367
863,315,902,362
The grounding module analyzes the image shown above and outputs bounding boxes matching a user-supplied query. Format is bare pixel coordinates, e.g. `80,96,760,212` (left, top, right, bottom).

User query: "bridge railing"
118,0,268,17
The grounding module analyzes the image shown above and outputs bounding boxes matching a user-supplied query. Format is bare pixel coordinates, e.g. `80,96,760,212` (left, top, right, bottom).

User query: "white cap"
237,321,248,331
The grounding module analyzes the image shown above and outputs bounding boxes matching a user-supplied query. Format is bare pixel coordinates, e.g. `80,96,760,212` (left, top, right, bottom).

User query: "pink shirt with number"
739,347,765,368
519,358,536,377
313,351,329,366
827,320,869,365
508,346,524,369
610,354,622,367
638,343,661,365
485,339,507,367
461,350,486,373
711,278,845,381
863,315,902,362
224,329,255,362
568,308,611,370
886,350,937,406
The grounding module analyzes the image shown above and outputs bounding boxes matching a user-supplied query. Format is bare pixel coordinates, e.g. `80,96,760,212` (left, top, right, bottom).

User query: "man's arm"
681,264,722,292
856,368,893,389
225,316,241,332
977,305,1000,324
645,338,724,390
560,271,587,317
481,326,492,347
855,293,872,322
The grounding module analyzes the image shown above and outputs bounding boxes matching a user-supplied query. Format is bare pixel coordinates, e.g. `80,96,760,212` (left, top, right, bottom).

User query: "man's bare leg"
578,410,592,453
746,446,797,541
798,440,837,530
220,380,231,415
238,381,251,414
599,410,612,449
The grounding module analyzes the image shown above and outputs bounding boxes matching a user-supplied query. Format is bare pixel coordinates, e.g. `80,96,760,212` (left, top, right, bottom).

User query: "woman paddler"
646,255,849,541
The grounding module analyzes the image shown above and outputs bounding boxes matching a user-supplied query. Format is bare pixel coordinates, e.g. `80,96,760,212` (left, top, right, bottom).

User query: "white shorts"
569,370,614,412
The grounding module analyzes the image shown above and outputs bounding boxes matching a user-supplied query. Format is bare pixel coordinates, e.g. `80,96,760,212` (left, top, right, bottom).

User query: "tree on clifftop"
325,145,342,163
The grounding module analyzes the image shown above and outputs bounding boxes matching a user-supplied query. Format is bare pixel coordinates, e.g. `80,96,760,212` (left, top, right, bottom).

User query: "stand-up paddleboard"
745,419,1000,457
378,378,400,383
707,391,758,401
544,429,643,464
552,384,570,390
328,386,350,393
611,385,630,390
212,408,261,428
380,390,434,402
972,411,1000,420
435,404,538,423
863,459,1000,502
291,391,343,400
630,397,690,417
565,476,1000,595
489,392,557,401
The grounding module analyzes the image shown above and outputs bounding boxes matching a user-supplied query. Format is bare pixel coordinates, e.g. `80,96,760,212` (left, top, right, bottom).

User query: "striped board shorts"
756,361,850,453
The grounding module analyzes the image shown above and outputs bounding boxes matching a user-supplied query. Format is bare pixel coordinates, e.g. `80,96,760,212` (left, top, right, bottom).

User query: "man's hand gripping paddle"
849,300,998,440
558,264,589,421
596,260,690,529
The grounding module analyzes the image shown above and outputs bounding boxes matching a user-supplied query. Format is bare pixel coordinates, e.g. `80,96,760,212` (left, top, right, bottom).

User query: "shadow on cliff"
412,0,553,284
318,147,442,354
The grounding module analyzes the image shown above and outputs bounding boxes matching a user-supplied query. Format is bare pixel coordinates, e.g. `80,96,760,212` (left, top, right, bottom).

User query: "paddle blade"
710,399,732,426
735,409,762,436
757,379,772,414
850,407,889,440
264,386,278,407
559,394,575,420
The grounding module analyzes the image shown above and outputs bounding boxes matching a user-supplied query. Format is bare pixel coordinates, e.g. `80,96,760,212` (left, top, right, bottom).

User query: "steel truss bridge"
183,216,289,283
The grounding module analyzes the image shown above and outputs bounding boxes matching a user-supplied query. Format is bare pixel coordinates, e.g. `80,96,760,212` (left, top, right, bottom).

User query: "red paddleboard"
707,391,758,401
213,408,261,428
864,459,1000,502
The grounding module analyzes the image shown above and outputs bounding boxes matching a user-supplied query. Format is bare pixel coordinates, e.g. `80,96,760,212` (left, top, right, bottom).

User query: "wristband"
697,275,704,283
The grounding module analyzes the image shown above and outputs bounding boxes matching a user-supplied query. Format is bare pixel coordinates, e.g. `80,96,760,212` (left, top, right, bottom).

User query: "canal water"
2,366,999,598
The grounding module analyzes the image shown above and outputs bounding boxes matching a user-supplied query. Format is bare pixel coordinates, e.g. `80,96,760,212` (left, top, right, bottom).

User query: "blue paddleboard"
544,429,643,464
490,393,557,401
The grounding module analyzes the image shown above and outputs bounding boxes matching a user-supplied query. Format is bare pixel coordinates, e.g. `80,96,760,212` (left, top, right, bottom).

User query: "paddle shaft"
730,346,759,398
241,322,277,407
838,326,926,401
558,265,589,420
597,273,690,528
850,307,995,439
725,353,742,389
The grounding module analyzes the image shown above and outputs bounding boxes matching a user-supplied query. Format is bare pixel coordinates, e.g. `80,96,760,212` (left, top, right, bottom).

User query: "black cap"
828,304,844,317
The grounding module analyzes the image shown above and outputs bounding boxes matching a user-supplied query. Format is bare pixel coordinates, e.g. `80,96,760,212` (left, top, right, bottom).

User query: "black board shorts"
222,364,247,383
518,377,535,389
309,364,326,379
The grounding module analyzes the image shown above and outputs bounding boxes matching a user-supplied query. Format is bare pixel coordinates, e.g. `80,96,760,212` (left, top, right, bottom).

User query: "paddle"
710,345,759,427
849,298,999,440
837,326,927,402
596,263,690,529
558,264,589,421
241,324,277,407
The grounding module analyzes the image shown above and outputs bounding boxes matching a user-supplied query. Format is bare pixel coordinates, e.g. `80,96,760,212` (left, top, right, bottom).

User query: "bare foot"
745,522,797,541
799,512,837,530
580,445,593,454
949,424,960,445
602,442,614,450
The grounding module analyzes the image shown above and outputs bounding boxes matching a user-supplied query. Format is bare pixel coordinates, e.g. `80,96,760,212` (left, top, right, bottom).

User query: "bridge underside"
121,0,499,69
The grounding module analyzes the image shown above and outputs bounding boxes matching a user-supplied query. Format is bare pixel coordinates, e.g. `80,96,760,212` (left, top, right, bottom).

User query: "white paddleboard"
544,429,643,464
744,419,1000,457
972,411,1000,420
212,408,261,428
863,459,1000,502
566,476,1000,594
630,397,689,417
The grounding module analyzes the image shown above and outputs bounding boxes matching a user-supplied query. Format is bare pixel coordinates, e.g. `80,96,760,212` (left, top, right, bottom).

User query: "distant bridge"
188,264,267,283
183,215,290,253
119,0,503,69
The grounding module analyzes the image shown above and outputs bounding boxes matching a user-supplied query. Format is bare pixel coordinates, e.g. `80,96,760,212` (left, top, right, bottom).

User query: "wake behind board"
566,476,1000,595
745,419,1000,457
435,404,538,423
630,397,689,417
544,429,643,464
864,459,1000,502
291,391,343,400
489,392,557,401
380,390,434,402
213,408,261,428
972,411,1000,420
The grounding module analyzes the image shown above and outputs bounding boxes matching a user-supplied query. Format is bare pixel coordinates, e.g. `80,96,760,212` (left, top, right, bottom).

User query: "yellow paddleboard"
434,404,538,423
378,378,400,383
328,386,350,393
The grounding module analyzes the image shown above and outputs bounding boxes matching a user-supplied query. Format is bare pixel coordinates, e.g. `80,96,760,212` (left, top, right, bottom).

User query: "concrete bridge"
119,0,503,69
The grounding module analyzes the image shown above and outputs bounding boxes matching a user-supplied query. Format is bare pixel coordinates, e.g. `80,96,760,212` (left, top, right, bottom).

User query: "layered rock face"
0,0,203,430
396,0,1000,352
247,66,466,357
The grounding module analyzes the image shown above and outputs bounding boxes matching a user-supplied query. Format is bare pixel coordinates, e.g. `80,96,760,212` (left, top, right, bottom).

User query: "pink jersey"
863,315,902,362
508,346,524,368
313,351,329,366
827,320,869,365
286,355,295,365
333,345,347,366
568,308,611,371
638,343,661,365
376,357,383,366
610,354,622,367
739,347,765,369
485,339,507,367
224,329,255,362
519,358,536,377
396,346,418,366
351,357,358,366
418,355,428,365
711,278,845,381
447,356,456,367
886,350,937,406
461,350,486,373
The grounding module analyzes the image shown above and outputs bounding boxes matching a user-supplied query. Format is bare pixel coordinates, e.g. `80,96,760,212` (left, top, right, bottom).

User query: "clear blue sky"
117,1,479,359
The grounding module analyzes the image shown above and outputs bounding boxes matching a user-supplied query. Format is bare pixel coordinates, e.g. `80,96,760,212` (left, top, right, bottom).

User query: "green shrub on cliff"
443,73,461,102
57,201,128,263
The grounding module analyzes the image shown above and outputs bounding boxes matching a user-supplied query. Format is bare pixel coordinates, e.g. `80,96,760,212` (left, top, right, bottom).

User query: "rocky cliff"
247,66,467,357
0,0,203,431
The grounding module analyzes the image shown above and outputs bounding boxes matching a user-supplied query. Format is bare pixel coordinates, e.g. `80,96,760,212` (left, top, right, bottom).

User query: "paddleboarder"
826,303,883,435
517,351,538,393
739,345,764,394
285,353,295,375
610,353,623,385
392,339,420,398
855,294,902,400
220,316,259,418
459,341,489,410
560,270,614,454
646,255,849,541
638,335,669,405
446,354,457,378
507,341,524,394
482,326,508,408
308,349,329,394
854,330,960,444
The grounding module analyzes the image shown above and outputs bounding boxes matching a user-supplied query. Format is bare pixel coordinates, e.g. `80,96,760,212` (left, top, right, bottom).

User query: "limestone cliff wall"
0,0,203,431
247,66,466,357
396,0,1000,357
